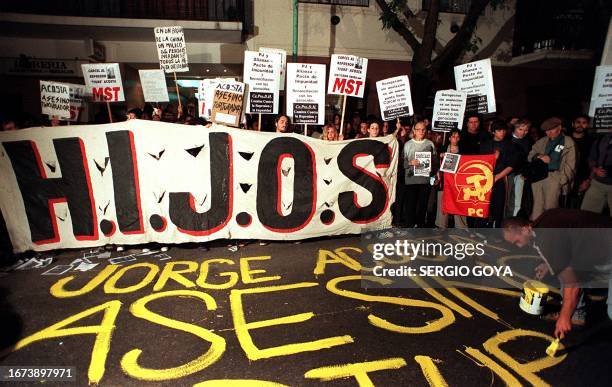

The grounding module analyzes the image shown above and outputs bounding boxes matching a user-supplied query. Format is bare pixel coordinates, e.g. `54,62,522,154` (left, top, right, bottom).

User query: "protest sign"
198,79,220,119
0,121,397,252
432,90,468,132
454,58,496,114
40,80,70,118
211,80,245,127
154,26,189,73
243,51,281,114
260,47,287,91
286,63,326,125
440,153,461,174
139,69,169,103
81,63,125,102
443,154,496,218
64,83,88,122
588,65,612,128
327,54,368,98
414,151,432,177
376,75,414,121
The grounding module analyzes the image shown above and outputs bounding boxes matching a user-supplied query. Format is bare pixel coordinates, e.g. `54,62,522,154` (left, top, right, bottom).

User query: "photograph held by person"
503,208,612,339
402,121,438,228
528,117,576,220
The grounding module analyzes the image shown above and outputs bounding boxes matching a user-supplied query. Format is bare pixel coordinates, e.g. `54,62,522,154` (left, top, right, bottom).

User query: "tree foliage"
375,0,500,109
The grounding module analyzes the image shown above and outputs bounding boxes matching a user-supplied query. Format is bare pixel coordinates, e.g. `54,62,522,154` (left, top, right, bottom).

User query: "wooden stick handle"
339,95,347,136
106,102,113,123
258,114,262,131
173,72,182,115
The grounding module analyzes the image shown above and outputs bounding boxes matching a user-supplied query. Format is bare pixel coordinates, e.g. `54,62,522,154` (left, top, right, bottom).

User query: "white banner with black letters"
0,121,397,252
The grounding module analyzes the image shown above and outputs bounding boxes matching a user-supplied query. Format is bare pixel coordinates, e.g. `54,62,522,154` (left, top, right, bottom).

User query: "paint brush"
546,338,560,357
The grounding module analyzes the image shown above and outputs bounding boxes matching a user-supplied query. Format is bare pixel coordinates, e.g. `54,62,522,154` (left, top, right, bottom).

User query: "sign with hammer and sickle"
442,155,496,218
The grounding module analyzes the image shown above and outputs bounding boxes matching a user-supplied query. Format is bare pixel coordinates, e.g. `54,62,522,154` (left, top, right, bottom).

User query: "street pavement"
0,235,611,386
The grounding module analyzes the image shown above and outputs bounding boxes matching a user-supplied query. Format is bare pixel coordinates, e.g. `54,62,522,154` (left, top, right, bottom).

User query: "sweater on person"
403,138,438,185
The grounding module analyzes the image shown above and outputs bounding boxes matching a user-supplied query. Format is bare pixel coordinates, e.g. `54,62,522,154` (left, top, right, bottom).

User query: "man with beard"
568,115,594,208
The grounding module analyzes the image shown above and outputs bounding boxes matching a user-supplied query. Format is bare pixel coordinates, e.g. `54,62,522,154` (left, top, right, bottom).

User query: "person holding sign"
478,120,517,228
435,129,468,229
402,121,438,228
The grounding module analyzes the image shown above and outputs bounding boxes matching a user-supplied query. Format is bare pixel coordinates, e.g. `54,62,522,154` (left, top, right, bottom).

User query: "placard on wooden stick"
210,80,245,127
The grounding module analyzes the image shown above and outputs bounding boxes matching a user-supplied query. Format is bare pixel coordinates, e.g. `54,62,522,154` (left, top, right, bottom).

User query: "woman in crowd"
368,121,381,138
355,122,369,138
435,129,468,229
322,124,339,141
402,121,438,227
391,118,411,226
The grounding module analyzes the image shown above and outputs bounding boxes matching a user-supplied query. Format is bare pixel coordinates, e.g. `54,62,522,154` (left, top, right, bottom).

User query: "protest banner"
454,58,496,114
0,121,397,252
432,90,468,132
138,69,169,103
154,26,189,73
260,47,287,91
376,75,414,121
588,65,612,129
286,63,326,125
64,83,88,123
443,154,496,218
210,80,245,127
81,63,125,103
243,51,281,114
40,80,70,119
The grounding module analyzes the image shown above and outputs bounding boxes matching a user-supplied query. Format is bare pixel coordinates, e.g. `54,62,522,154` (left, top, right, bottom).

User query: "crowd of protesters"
2,101,612,231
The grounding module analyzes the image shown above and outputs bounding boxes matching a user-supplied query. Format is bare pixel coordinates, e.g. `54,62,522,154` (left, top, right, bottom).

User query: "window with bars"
422,0,472,14
298,0,370,7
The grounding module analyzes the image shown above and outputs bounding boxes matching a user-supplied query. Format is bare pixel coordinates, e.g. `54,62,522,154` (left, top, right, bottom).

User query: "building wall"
246,0,516,66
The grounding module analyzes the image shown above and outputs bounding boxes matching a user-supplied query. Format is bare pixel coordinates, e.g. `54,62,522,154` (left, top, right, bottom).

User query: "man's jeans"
506,173,524,218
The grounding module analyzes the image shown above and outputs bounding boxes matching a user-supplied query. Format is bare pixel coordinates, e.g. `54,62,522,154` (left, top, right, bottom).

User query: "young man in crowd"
459,113,491,155
275,114,291,133
568,115,594,208
478,120,516,227
506,119,531,217
528,117,576,220
503,208,612,338
581,131,612,214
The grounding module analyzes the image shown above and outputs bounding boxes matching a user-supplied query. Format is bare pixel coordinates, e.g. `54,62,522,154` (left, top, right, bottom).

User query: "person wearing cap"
503,208,612,338
527,117,576,220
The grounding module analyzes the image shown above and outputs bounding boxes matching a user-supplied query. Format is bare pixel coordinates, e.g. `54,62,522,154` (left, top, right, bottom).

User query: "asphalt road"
1,235,611,386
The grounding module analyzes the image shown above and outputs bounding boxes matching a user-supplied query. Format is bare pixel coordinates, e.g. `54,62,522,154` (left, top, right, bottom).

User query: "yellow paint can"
519,280,549,315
